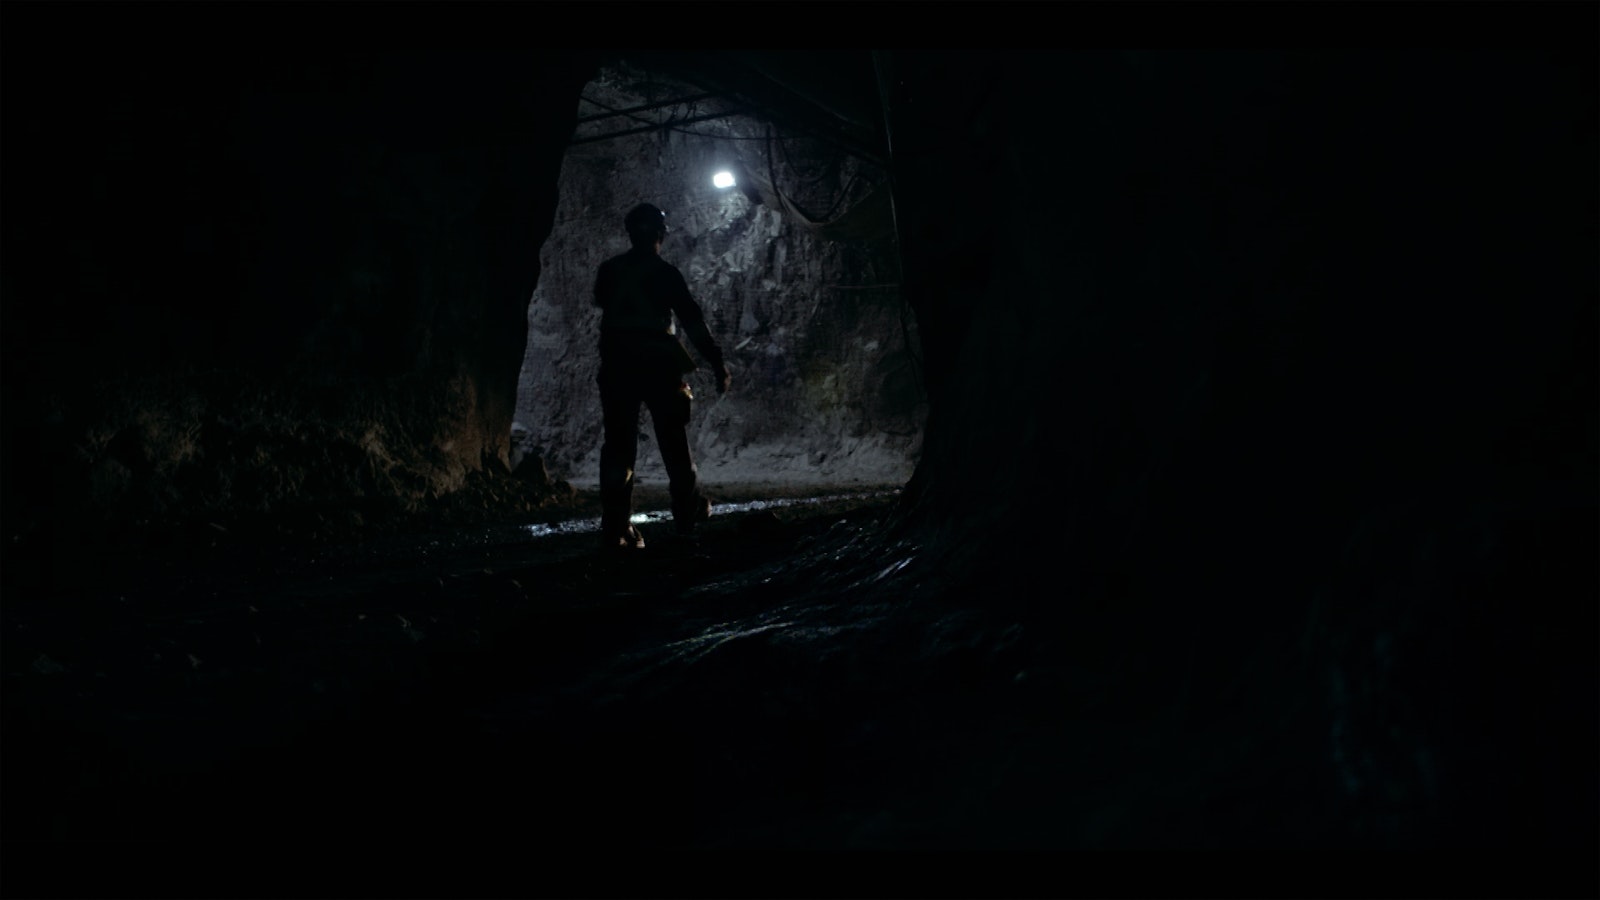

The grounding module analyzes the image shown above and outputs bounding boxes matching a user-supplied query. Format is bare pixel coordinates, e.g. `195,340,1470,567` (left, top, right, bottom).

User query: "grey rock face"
515,68,925,490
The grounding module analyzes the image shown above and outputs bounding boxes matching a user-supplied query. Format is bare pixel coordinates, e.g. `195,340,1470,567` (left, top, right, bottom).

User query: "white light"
712,170,735,189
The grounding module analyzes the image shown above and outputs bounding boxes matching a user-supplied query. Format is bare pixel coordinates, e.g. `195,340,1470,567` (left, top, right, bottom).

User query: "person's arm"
667,269,731,394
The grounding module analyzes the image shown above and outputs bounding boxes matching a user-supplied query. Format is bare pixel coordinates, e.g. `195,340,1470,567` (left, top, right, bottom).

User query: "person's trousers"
598,367,700,539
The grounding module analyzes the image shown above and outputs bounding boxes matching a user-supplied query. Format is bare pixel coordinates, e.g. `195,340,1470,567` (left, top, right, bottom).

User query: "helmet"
624,203,668,241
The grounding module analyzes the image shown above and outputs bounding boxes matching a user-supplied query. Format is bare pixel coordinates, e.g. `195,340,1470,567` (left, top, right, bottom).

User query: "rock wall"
883,48,1597,846
515,66,923,489
1,12,599,538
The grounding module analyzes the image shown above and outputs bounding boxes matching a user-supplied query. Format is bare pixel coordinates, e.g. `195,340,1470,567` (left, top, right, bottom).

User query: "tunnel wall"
883,49,1597,844
1,13,599,539
891,48,1596,587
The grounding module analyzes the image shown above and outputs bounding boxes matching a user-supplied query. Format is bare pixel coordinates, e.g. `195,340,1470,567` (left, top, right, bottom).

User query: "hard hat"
624,203,668,238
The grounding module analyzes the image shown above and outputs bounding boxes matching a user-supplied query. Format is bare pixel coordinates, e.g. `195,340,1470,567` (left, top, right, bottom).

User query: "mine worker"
593,202,732,552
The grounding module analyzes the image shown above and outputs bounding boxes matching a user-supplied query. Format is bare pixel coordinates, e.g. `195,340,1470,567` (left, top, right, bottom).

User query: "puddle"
523,490,897,539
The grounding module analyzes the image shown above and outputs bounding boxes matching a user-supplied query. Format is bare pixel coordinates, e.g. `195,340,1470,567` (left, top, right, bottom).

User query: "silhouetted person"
594,203,732,552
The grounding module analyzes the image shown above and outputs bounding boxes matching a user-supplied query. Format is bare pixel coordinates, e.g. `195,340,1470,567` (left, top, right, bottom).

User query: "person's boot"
601,523,646,553
600,465,639,552
673,493,712,537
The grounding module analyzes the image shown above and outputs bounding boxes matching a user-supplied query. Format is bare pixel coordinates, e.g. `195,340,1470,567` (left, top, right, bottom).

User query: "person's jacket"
594,246,724,376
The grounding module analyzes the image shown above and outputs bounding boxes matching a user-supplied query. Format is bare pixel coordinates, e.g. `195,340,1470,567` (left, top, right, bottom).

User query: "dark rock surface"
1,25,596,539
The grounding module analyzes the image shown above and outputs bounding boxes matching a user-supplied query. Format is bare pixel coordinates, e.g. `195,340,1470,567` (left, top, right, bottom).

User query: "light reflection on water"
522,491,896,539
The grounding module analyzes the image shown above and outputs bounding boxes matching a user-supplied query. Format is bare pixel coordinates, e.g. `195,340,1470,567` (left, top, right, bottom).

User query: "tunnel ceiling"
594,51,887,167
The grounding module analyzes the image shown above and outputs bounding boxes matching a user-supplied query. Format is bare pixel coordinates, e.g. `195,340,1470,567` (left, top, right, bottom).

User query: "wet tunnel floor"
7,479,1249,875
3,484,1593,896
5,485,1022,858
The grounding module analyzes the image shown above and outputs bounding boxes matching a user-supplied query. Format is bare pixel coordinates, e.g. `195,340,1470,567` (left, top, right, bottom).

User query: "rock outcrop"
2,30,600,537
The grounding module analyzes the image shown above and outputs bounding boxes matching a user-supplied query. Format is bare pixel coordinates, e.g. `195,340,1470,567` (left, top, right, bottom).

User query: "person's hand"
715,365,732,395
